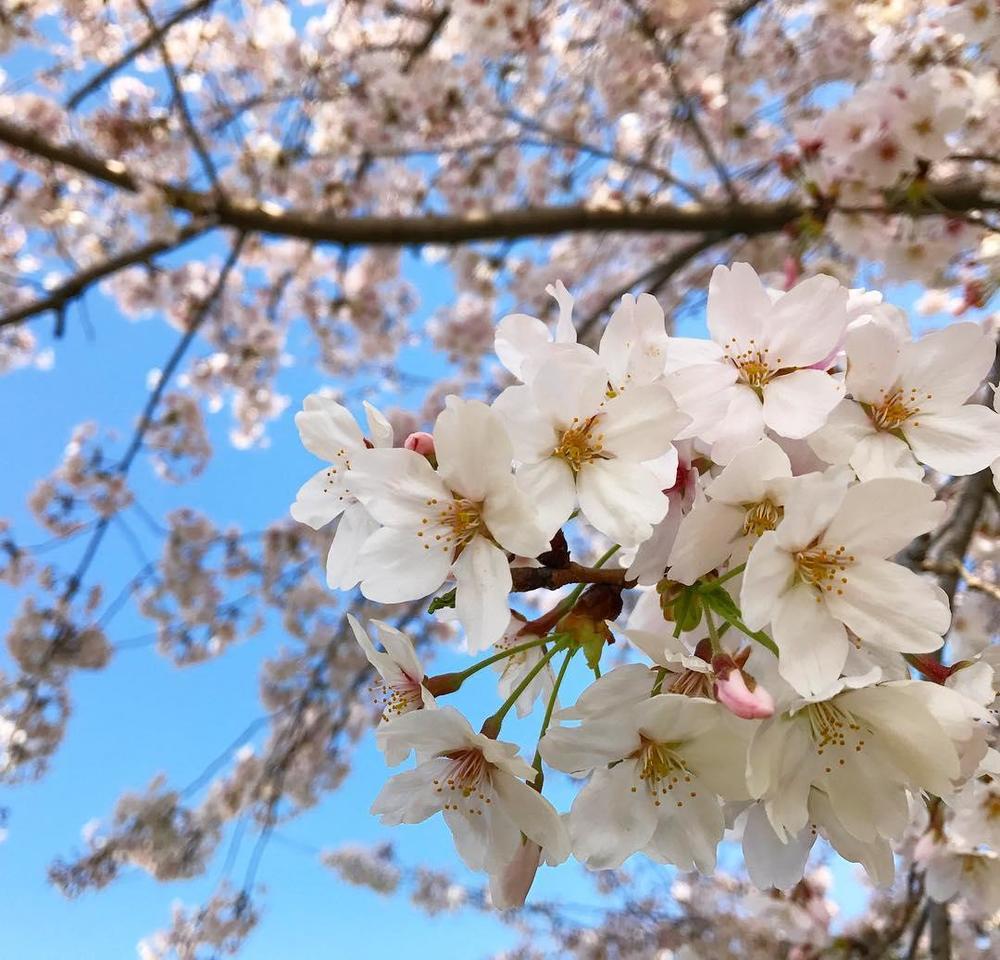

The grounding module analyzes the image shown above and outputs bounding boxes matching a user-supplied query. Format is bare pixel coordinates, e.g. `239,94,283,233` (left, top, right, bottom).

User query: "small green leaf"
428,588,456,614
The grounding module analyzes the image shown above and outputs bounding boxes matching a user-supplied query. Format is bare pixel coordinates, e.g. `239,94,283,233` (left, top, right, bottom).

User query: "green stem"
702,562,745,589
531,645,576,788
455,634,551,682
704,606,722,655
486,638,568,730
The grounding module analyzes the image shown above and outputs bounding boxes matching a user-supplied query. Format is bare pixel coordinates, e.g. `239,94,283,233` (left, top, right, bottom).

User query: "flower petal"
773,583,850,698
435,397,514,502
359,526,451,602
454,537,513,653
905,404,1000,476
326,503,378,590
577,459,668,546
740,531,796,631
762,369,844,439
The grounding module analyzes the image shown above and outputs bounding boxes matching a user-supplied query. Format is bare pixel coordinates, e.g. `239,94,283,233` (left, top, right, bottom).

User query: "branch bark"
510,563,632,593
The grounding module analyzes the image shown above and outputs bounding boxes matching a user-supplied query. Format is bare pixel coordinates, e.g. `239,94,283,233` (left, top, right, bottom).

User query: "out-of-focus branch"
929,901,951,960
0,223,212,329
135,0,223,194
0,119,997,249
60,232,246,606
65,0,216,109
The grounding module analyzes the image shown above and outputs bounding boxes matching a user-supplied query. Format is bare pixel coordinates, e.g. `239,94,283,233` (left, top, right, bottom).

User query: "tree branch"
0,118,997,249
510,563,632,593
0,223,211,329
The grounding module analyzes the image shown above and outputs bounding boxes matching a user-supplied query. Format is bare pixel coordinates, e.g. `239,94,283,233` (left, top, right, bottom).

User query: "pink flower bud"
490,839,542,910
714,666,775,720
403,431,435,457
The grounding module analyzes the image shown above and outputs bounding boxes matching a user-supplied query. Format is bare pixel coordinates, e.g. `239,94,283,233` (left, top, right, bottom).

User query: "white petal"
773,583,850,698
905,405,1000,476
577,459,668,547
290,467,348,529
483,477,554,557
515,458,577,538
848,431,923,481
370,618,424,682
434,397,514,502
666,362,738,440
823,478,943,557
363,401,394,448
359,526,451,602
492,385,560,462
296,396,364,462
540,714,642,772
454,537,513,653
764,274,848,368
526,343,607,423
844,320,903,403
740,532,795,631
900,322,995,408
370,757,450,824
374,706,474,764
326,504,378,590
492,770,570,865
707,262,771,346
709,384,766,463
495,312,552,380
807,399,879,467
762,369,844,439
600,385,687,462
825,558,949,653
570,762,657,869
706,438,792,506
350,448,449,528
743,803,813,890
667,499,745,585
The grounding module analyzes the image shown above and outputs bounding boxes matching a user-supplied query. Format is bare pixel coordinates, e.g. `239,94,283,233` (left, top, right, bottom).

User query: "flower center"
803,701,867,764
667,669,715,700
370,674,423,721
418,496,484,555
869,386,921,430
553,414,607,473
725,339,783,392
742,498,781,537
629,737,697,808
795,543,854,597
434,748,493,814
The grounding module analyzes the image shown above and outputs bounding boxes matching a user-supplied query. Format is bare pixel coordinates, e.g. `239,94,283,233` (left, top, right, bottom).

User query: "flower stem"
482,637,569,736
702,562,745,589
704,606,722,654
531,645,575,789
432,634,553,693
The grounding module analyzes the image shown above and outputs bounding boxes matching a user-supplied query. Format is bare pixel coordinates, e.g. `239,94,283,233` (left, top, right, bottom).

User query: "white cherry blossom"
741,474,948,696
373,707,569,876
809,321,1000,480
667,263,848,463
540,694,751,871
289,395,392,589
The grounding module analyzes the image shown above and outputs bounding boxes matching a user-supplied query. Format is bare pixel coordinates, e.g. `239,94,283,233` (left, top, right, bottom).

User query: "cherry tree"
2,1,1000,957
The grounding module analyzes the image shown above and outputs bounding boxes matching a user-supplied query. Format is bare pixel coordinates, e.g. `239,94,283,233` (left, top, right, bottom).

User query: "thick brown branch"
0,118,997,249
510,563,632,593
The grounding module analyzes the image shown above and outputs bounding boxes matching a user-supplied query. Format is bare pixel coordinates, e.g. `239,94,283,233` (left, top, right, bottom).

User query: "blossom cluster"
293,264,1000,909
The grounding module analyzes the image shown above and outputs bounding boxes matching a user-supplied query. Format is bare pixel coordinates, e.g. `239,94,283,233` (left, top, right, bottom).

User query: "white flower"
540,694,751,871
920,838,1000,915
351,397,551,651
668,438,793,584
747,680,988,848
742,792,894,890
809,321,1000,479
492,618,556,719
348,615,434,764
372,707,569,874
290,395,392,589
494,346,687,546
666,263,848,463
741,473,948,697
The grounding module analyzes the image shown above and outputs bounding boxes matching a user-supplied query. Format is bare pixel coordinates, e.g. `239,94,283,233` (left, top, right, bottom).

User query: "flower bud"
712,654,775,719
403,431,435,457
490,839,542,910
